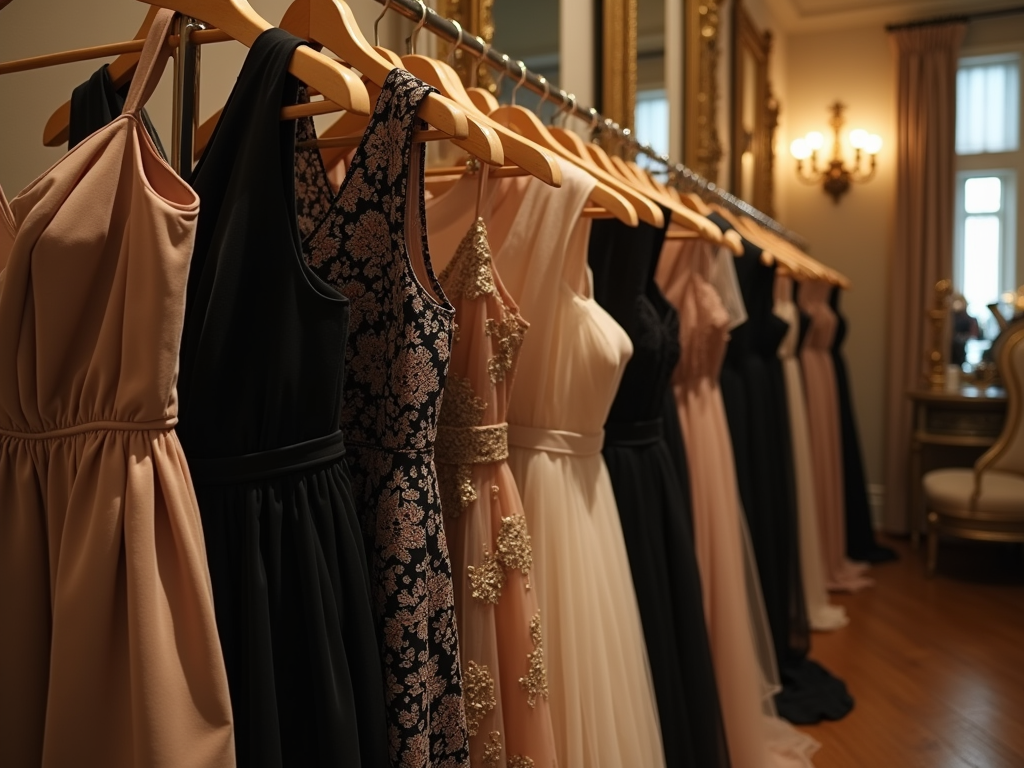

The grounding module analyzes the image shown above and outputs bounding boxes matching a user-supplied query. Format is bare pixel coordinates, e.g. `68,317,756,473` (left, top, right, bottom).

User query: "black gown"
830,288,897,563
712,216,854,726
176,30,388,767
68,63,164,157
589,214,731,768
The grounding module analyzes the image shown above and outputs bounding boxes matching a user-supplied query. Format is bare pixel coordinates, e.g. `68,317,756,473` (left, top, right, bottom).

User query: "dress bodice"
589,213,679,425
830,286,848,350
657,239,731,389
297,71,454,456
177,33,350,461
0,78,196,435
775,274,801,361
797,279,838,353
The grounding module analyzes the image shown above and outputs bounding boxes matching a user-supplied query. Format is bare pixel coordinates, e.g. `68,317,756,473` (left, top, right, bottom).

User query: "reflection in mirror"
635,0,667,166
492,0,560,121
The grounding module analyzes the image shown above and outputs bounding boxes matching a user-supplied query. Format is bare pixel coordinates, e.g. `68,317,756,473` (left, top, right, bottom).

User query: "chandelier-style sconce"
790,101,882,203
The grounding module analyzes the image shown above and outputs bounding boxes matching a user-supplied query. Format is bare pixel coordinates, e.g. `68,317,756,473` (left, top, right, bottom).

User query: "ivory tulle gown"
0,12,234,767
797,280,873,593
773,276,849,630
657,237,820,768
429,198,559,768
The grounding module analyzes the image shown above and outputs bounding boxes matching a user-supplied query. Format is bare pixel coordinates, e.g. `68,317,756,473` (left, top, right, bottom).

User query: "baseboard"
868,483,885,530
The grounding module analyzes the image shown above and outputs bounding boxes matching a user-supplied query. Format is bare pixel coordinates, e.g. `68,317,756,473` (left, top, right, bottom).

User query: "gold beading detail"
462,661,497,736
481,731,502,767
468,545,505,605
519,611,549,708
485,311,525,384
439,218,496,301
508,757,535,768
496,514,533,588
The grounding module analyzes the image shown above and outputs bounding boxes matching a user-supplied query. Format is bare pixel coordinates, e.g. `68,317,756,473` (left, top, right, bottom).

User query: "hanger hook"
557,92,576,127
447,19,464,67
511,59,527,106
534,77,549,117
471,37,490,88
495,54,511,93
408,0,428,55
373,0,393,47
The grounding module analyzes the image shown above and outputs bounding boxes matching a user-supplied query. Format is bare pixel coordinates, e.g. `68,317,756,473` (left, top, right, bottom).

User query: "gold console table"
908,386,1007,546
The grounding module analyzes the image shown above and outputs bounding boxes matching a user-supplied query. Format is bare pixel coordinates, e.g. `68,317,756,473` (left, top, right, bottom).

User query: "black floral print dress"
295,71,469,768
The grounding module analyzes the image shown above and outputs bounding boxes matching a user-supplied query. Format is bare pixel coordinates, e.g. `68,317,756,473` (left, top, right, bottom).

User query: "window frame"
954,41,1024,342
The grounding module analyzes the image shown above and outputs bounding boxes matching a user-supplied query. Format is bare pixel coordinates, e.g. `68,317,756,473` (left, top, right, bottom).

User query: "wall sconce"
790,101,881,203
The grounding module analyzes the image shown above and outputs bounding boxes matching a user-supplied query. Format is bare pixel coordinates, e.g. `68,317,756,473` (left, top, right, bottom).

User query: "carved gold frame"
439,0,497,91
684,0,723,181
731,0,777,214
601,0,637,132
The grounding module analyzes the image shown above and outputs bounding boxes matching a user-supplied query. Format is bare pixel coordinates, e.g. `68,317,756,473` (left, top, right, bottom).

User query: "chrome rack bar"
373,0,808,249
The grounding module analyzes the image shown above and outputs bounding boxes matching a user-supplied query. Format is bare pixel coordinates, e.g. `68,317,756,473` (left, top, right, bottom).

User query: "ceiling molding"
764,0,1024,32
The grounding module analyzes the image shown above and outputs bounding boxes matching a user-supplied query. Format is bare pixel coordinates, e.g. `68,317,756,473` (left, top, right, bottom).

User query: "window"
954,52,1023,366
634,89,669,169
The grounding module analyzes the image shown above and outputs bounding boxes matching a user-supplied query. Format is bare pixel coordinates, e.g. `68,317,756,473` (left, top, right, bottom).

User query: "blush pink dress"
797,279,872,593
0,12,234,768
658,236,820,768
429,159,665,768
429,198,559,767
773,275,849,631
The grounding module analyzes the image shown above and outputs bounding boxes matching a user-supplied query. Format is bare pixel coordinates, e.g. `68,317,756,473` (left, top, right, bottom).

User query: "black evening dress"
176,30,388,768
68,63,164,156
711,215,854,727
830,288,897,563
297,71,470,768
589,214,731,768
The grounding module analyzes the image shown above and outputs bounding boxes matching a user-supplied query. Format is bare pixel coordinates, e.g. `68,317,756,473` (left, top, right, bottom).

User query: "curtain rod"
373,0,809,250
885,4,1024,31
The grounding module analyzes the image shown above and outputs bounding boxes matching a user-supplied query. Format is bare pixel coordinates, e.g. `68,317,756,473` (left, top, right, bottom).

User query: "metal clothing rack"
373,0,809,250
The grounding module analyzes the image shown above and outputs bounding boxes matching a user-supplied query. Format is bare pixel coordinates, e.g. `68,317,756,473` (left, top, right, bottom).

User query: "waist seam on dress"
346,438,435,459
0,417,178,439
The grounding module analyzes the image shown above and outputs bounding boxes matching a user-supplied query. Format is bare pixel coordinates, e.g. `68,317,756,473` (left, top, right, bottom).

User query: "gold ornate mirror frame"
684,0,723,181
731,0,778,214
440,0,497,91
601,0,637,132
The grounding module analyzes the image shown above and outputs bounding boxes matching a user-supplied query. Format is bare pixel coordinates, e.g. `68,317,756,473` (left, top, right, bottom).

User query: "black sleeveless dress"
296,71,469,768
177,30,388,768
68,63,164,156
588,215,731,768
830,288,897,563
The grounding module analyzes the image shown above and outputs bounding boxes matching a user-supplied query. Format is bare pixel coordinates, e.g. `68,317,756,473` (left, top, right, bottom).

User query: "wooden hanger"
277,0,471,138
189,0,478,162
485,71,638,226
140,0,371,120
398,17,560,186
39,5,161,147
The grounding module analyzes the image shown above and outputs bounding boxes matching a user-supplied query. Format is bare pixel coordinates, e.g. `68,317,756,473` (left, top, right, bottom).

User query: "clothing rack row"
373,0,809,250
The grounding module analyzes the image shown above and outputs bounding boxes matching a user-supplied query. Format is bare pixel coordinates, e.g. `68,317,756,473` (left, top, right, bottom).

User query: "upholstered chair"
923,327,1024,574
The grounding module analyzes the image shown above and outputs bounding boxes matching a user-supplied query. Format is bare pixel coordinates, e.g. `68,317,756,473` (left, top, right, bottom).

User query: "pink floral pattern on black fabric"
296,72,468,768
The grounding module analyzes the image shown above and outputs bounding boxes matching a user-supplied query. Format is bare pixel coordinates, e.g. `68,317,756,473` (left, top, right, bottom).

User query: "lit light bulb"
805,131,825,151
790,138,811,160
864,134,883,155
849,129,869,149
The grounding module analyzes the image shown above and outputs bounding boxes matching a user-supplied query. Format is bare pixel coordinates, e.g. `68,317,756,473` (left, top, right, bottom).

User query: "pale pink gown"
657,237,820,768
427,186,559,767
773,274,849,630
797,279,873,593
426,159,665,768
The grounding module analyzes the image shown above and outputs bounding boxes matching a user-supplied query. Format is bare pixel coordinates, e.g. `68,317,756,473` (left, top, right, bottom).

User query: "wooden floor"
798,536,1024,768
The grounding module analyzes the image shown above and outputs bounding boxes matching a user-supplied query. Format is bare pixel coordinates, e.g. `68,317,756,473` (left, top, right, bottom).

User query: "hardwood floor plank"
797,537,1024,768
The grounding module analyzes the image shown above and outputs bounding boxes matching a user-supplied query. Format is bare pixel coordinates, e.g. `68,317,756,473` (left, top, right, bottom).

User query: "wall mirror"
731,0,778,214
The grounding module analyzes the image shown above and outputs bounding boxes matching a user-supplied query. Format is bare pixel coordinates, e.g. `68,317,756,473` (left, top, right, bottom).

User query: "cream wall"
774,24,897,492
0,0,416,195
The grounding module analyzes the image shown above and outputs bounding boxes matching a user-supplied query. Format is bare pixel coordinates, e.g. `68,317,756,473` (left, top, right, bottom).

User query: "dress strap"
121,9,177,117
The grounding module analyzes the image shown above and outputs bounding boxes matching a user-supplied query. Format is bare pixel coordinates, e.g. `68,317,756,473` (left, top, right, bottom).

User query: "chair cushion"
924,468,1024,517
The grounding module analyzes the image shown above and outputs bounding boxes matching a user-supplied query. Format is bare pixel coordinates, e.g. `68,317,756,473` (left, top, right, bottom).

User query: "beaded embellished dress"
296,70,469,768
433,212,558,768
